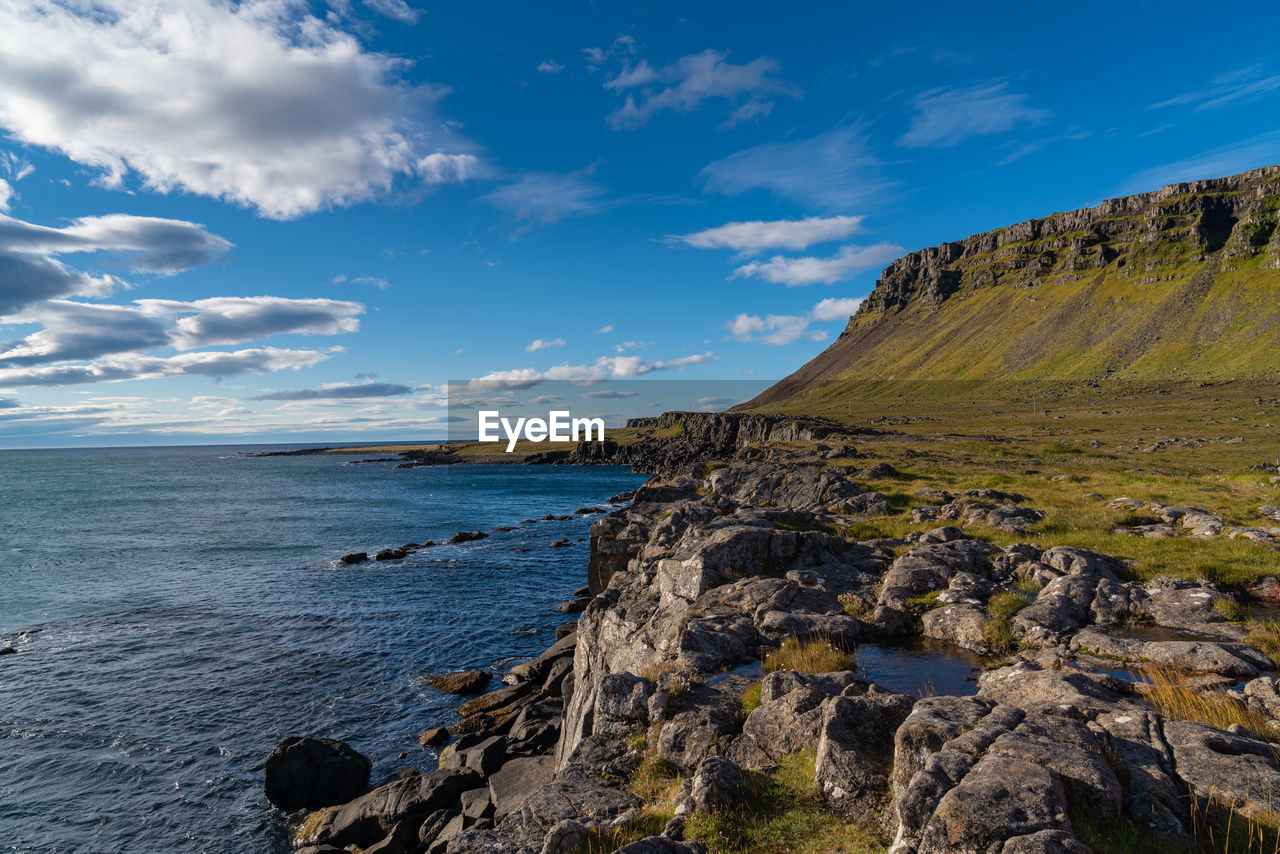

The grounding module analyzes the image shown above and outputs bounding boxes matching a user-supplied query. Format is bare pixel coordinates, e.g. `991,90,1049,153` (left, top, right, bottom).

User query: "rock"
919,755,1072,853
540,819,588,854
814,684,915,810
556,595,591,612
263,736,371,811
1162,718,1280,823
293,767,480,850
550,539,572,548
418,727,450,747
426,670,491,695
675,757,743,815
1071,628,1271,678
921,604,989,653
340,552,368,564
363,817,423,854
593,672,653,736
449,531,489,543
977,663,1130,714
460,787,494,821
439,735,506,776
375,548,407,561
0,645,15,656
555,621,579,640
417,809,456,848
489,755,555,818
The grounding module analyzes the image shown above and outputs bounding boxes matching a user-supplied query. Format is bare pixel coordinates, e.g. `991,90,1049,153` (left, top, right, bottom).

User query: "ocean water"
0,446,646,854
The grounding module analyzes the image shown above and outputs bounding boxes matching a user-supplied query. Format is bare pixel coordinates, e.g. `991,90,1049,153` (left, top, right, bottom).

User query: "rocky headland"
265,411,1280,854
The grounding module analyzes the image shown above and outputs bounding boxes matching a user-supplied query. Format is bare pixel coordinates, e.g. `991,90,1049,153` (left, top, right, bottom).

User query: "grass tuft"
1247,619,1280,666
1139,666,1277,742
983,591,1030,653
763,636,856,674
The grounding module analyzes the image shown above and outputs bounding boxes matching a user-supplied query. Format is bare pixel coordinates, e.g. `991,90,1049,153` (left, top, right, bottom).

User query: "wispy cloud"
731,243,901,286
1150,65,1280,111
699,126,892,212
667,216,865,253
898,83,1048,148
250,382,413,401
0,348,331,389
592,324,614,336
480,166,610,226
362,0,420,24
1117,131,1280,195
526,337,566,352
537,59,565,74
603,48,800,129
0,0,474,218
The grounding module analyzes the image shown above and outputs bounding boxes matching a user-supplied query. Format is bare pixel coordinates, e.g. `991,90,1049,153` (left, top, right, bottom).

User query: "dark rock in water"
295,845,348,854
340,552,368,565
400,543,420,551
263,736,371,811
555,621,579,640
449,531,488,544
419,540,436,548
293,767,479,850
426,671,490,695
549,539,571,548
417,727,450,747
556,596,590,613
375,548,407,561
573,586,589,596
575,506,605,515
0,646,16,656
609,490,636,503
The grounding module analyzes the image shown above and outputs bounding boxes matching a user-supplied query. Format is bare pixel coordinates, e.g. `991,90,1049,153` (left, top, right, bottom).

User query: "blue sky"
1,0,1279,447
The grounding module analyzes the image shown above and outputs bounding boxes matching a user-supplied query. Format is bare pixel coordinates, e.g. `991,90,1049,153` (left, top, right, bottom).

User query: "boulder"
489,755,555,818
263,736,371,811
426,670,491,695
293,767,479,850
439,735,506,776
340,552,368,565
449,531,489,543
813,684,915,810
418,727,450,747
680,757,743,814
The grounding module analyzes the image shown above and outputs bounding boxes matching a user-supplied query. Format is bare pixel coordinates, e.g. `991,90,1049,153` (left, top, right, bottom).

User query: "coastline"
269,410,1280,854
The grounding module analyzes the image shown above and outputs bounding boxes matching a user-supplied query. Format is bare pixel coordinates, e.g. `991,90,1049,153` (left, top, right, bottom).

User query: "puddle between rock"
1110,624,1212,642
855,637,990,698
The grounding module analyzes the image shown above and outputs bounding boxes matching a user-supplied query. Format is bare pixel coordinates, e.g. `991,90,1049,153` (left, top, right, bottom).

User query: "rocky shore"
264,413,1280,854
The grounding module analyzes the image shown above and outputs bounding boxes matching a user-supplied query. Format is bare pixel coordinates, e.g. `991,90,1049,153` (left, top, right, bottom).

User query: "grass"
983,591,1031,654
1138,666,1277,742
740,681,763,716
1215,598,1247,621
905,590,943,615
1247,619,1280,666
682,750,887,854
763,637,856,674
1189,793,1280,854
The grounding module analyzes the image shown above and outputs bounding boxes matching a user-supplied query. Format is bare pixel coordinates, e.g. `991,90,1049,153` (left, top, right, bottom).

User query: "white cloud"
0,0,475,218
1116,131,1280,195
725,296,864,346
135,297,364,349
810,297,864,321
583,35,637,72
603,48,800,130
537,60,565,74
699,126,891,212
250,381,413,400
332,274,390,289
0,179,11,212
526,337,566,352
667,215,864,253
0,211,231,315
898,83,1047,149
0,347,330,388
471,351,717,390
592,324,614,336
731,243,901,286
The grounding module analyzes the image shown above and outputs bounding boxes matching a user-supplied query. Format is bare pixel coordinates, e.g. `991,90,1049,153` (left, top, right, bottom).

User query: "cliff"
747,165,1280,410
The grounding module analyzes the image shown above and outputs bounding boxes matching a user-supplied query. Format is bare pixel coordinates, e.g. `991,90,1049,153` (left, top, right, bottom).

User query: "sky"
1,0,1279,447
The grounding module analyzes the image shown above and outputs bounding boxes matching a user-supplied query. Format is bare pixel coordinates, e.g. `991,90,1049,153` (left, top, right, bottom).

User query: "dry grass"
1189,790,1280,854
1138,666,1277,741
1248,619,1280,666
763,636,856,674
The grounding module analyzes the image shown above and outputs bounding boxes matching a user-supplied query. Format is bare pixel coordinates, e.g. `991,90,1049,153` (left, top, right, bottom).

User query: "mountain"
746,165,1280,411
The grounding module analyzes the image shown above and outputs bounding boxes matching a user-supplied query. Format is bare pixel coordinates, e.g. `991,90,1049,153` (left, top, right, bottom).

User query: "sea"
0,445,648,854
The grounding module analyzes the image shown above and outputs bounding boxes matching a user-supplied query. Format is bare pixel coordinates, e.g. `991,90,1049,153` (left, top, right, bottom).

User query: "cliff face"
748,165,1280,409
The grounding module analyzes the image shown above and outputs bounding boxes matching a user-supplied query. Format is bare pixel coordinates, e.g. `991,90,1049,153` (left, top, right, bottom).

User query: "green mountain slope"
746,165,1280,412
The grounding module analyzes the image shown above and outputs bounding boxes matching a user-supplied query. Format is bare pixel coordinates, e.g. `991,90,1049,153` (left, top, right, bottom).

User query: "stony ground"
266,391,1280,854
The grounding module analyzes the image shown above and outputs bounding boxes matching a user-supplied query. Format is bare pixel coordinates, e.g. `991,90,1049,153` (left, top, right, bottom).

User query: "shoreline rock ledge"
266,418,1280,854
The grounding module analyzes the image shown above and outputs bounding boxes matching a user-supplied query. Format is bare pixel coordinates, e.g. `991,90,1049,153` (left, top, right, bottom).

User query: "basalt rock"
264,737,371,811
